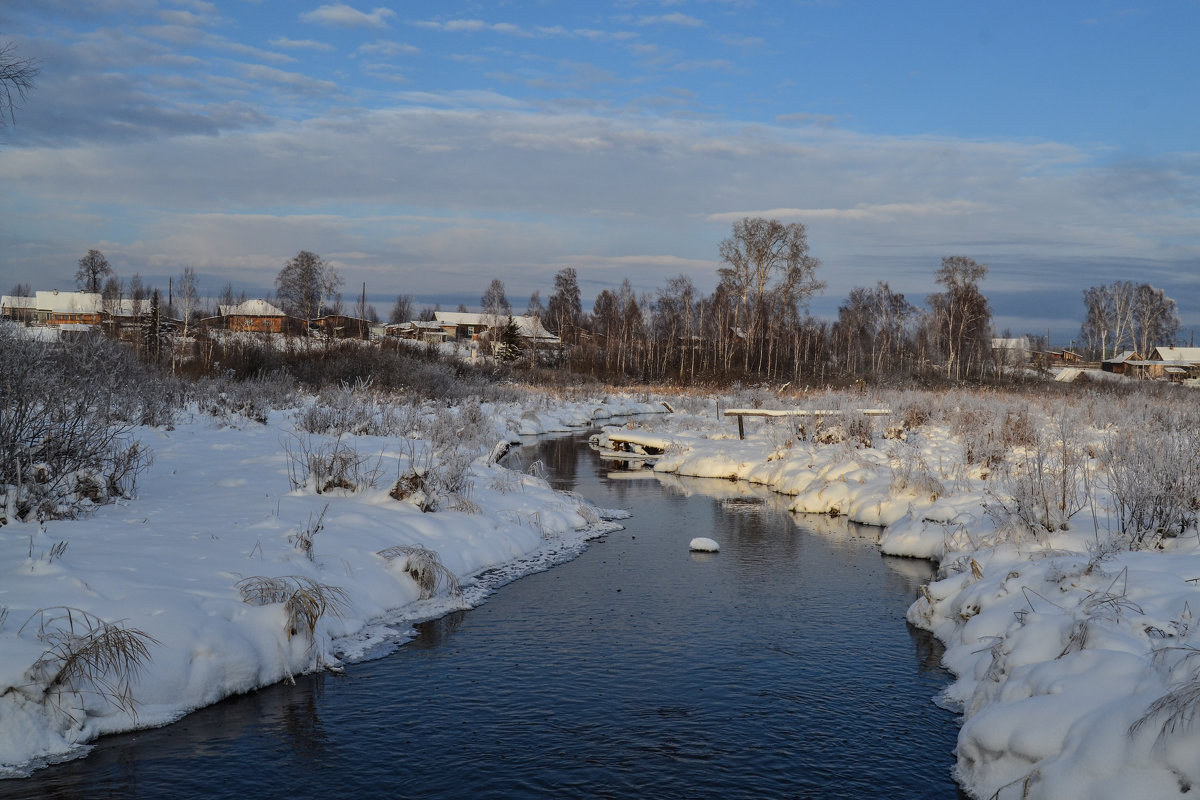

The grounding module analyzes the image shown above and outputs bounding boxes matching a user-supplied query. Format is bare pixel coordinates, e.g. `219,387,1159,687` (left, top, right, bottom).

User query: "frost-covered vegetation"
0,324,661,776
593,383,1200,799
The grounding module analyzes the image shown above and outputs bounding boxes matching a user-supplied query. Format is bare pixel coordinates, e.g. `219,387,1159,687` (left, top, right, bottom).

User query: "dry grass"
236,576,348,640
289,505,328,561
16,606,159,718
377,544,462,600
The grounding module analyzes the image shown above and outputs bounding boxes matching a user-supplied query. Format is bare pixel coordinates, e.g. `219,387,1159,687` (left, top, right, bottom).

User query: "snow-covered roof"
220,298,286,317
991,337,1030,350
434,312,559,342
434,311,489,326
1103,350,1139,363
0,295,37,310
1152,346,1200,364
35,290,103,314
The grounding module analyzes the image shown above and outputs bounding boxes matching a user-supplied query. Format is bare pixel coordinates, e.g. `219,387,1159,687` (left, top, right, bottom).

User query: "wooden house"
311,314,370,340
433,311,560,348
1101,350,1140,374
0,295,38,323
218,299,291,333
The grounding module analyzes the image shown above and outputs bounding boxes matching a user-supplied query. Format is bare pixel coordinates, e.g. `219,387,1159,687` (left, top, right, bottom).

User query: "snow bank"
593,393,1200,799
0,393,662,777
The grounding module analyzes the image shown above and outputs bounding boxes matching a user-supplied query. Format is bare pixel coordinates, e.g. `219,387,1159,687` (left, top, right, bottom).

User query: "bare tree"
218,281,236,312
926,256,991,379
128,273,148,320
481,279,511,324
178,266,199,338
1132,283,1179,356
101,276,124,331
8,282,32,297
389,294,414,324
526,290,544,321
717,217,824,374
546,267,582,343
275,251,341,323
76,249,113,294
0,41,38,129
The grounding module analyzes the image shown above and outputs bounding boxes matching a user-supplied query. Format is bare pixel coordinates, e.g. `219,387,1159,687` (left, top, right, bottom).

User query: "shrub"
1102,425,1200,549
986,409,1091,537
0,328,170,521
283,434,384,494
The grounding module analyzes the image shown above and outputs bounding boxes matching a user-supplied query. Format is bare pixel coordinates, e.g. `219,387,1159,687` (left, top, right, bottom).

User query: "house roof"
1103,350,1139,363
1,295,37,310
434,311,560,342
1152,346,1200,363
220,299,286,317
991,337,1030,350
36,290,103,314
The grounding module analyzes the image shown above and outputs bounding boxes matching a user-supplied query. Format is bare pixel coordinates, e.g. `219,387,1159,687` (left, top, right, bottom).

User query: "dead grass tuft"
377,544,462,600
236,576,348,640
16,606,159,718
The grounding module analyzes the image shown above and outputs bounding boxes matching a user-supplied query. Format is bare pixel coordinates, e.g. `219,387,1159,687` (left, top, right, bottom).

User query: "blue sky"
1,0,1198,340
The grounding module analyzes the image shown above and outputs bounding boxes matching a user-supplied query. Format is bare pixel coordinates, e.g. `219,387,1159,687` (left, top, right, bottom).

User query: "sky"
1,0,1198,341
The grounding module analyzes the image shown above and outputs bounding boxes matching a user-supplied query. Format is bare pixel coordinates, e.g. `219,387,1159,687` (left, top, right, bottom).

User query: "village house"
0,295,38,323
214,298,295,334
310,314,370,340
1,290,142,329
1101,350,1140,375
433,311,560,349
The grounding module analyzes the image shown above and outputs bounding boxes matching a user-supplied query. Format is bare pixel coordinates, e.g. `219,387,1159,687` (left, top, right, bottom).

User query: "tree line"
12,216,1185,386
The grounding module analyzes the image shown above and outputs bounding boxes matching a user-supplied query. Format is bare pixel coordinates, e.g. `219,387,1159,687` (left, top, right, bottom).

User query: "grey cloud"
4,101,1198,330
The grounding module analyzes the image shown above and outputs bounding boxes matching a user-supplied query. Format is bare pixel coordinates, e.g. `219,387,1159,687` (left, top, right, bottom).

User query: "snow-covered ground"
594,390,1200,800
0,391,662,777
7,374,1200,799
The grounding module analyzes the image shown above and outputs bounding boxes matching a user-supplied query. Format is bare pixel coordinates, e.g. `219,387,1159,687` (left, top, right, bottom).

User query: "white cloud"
637,13,704,27
270,36,335,52
300,4,395,29
706,201,986,224
235,63,339,94
356,40,420,57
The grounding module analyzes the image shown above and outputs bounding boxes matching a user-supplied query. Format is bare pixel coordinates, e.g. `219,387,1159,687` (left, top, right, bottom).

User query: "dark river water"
0,432,963,799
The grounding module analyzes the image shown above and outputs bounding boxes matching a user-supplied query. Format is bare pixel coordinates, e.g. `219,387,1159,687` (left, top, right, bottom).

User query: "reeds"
16,606,159,718
236,576,348,640
377,544,462,600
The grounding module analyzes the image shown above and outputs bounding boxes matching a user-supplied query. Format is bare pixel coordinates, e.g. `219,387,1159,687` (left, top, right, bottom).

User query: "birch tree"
275,251,341,323
717,217,824,374
927,256,991,379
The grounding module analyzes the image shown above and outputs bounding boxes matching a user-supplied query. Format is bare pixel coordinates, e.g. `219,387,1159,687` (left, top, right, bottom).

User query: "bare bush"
888,439,946,499
986,410,1091,536
283,434,384,494
377,544,462,599
236,576,348,641
1102,425,1200,549
390,439,476,512
0,328,168,521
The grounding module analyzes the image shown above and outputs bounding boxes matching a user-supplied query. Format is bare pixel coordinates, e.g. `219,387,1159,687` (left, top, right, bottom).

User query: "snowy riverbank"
595,389,1200,800
0,393,662,776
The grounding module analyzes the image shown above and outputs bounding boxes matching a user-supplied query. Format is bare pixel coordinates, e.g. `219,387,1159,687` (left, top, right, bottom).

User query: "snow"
592,393,1200,799
689,537,720,552
0,393,664,777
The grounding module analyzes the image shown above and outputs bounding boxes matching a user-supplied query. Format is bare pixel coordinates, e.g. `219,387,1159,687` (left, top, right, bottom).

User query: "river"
0,432,963,799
